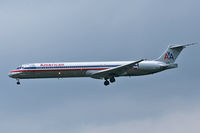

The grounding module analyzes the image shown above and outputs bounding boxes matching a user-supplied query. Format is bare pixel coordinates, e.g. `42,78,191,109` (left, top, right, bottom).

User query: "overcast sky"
0,0,200,133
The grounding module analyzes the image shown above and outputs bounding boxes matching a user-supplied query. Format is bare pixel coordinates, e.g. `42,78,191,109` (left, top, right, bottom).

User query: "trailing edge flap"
91,59,144,79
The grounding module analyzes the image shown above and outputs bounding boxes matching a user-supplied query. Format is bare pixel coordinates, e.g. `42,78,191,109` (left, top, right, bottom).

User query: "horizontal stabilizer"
169,43,197,49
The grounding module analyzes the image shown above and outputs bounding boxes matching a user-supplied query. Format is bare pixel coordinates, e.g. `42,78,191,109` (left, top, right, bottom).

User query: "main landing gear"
104,77,116,86
104,80,110,86
16,79,20,85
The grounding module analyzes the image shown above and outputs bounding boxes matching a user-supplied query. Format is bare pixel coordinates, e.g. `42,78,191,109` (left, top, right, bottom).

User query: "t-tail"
156,43,196,64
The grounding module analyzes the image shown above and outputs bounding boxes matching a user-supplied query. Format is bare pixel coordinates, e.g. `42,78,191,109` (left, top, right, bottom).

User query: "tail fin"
156,43,196,64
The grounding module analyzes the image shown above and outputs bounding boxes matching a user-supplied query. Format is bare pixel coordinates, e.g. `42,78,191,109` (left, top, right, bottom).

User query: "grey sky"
1,0,200,133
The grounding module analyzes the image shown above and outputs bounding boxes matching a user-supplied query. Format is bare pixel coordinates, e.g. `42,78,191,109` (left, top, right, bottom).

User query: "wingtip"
185,42,197,46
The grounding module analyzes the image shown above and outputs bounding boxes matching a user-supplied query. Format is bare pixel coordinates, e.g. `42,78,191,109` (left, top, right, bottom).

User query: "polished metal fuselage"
9,60,177,79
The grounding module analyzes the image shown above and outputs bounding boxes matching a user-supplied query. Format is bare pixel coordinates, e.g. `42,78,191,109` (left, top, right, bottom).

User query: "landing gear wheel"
104,80,110,86
110,77,116,83
16,79,20,85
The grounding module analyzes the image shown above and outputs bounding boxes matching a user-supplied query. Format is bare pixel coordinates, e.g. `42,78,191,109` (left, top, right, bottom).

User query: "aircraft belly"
122,69,162,76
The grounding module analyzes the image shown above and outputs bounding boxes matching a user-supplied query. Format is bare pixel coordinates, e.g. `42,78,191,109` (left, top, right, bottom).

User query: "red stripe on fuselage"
10,68,108,73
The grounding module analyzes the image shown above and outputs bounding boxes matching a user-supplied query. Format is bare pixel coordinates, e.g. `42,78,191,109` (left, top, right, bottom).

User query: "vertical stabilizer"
156,43,196,64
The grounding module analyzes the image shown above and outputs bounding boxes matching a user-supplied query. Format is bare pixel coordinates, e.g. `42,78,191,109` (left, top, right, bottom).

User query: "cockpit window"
17,66,24,69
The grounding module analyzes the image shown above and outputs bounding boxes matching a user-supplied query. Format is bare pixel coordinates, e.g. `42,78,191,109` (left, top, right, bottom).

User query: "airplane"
8,43,195,86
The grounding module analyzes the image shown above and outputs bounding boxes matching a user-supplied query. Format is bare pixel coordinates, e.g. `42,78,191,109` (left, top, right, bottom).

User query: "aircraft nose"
8,71,18,78
8,72,14,78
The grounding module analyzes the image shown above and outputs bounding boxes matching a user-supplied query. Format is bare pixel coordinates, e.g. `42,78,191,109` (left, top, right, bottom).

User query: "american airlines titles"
40,64,65,67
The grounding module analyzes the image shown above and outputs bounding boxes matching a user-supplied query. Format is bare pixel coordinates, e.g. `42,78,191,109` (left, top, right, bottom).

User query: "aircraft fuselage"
9,60,177,79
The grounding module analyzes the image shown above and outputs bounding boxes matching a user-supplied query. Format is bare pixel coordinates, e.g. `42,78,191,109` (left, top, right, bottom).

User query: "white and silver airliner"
9,43,195,86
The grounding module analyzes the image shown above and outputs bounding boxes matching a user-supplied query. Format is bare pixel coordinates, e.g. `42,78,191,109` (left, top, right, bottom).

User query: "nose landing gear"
16,79,20,85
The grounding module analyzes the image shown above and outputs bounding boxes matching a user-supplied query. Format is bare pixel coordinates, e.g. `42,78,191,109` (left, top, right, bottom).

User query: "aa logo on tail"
164,52,174,60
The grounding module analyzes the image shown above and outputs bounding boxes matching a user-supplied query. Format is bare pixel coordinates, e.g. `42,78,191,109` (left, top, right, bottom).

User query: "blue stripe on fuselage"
23,65,119,70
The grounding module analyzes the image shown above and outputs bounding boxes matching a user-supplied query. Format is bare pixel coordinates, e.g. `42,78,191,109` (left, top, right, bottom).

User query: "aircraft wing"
91,59,144,79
